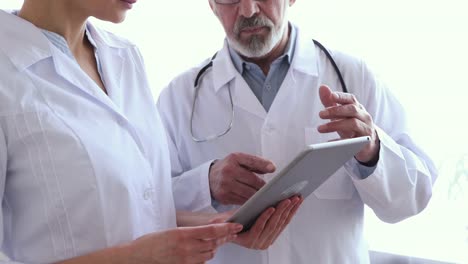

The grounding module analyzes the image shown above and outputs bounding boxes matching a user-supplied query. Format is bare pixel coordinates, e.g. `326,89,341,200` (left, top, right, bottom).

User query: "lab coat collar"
212,40,239,93
290,25,319,77
212,24,319,94
0,10,52,72
0,10,135,73
85,22,135,50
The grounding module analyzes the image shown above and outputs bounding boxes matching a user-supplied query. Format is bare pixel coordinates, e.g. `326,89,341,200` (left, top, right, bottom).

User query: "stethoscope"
190,39,348,143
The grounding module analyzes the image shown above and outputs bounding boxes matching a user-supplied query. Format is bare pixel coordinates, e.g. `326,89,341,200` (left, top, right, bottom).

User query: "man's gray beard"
229,23,285,58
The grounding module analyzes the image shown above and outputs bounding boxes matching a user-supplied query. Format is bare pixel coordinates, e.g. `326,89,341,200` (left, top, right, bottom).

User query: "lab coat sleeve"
0,258,26,264
0,126,26,263
171,158,217,213
0,255,25,264
156,87,217,213
344,59,438,224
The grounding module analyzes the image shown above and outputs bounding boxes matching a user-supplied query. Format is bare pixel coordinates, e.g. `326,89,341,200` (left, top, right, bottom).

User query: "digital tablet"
226,136,370,231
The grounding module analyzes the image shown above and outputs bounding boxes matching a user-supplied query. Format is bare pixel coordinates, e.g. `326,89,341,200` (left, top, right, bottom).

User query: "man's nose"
238,0,260,18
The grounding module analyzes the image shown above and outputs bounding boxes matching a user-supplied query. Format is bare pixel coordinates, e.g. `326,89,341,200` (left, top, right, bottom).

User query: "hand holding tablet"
226,136,371,231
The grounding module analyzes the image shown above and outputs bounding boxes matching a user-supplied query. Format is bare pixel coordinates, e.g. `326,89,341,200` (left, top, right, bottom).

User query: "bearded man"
156,0,437,263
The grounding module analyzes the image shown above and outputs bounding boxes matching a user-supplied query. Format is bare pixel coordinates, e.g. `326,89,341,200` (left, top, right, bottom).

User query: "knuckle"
219,189,228,199
208,225,219,236
225,154,235,164
328,107,337,115
350,104,359,114
209,239,218,249
221,164,235,177
365,113,373,124
350,94,358,103
207,251,215,260
231,152,241,161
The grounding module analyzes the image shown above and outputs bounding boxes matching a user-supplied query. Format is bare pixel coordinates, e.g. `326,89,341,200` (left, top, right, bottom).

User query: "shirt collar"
0,10,52,71
290,24,319,77
0,10,135,72
209,23,319,93
40,21,136,51
85,22,135,49
40,24,99,59
227,23,296,74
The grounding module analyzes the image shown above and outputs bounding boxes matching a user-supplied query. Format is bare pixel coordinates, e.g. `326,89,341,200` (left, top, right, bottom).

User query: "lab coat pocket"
304,127,355,200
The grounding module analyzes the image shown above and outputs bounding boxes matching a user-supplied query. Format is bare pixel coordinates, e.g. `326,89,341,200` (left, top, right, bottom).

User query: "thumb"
209,210,236,224
319,85,336,108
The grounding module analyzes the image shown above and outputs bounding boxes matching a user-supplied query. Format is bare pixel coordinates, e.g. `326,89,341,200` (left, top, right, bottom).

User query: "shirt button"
265,84,272,91
143,188,153,200
265,124,275,132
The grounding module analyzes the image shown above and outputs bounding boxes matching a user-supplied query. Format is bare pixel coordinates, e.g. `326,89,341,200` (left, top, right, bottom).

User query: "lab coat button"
143,188,153,200
266,124,275,132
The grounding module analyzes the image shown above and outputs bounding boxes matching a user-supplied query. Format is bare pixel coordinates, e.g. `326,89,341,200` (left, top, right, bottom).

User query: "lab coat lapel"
267,28,320,118
0,11,51,71
97,46,125,109
86,23,126,110
51,47,121,115
213,42,266,120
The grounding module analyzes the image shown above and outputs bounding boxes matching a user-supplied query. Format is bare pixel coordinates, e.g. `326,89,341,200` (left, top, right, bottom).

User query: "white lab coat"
157,26,437,264
0,11,176,263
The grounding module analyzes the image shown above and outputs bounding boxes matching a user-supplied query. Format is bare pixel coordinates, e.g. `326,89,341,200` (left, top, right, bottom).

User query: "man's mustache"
234,15,273,35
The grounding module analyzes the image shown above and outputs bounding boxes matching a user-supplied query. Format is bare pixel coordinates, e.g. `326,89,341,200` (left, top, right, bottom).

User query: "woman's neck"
18,1,88,55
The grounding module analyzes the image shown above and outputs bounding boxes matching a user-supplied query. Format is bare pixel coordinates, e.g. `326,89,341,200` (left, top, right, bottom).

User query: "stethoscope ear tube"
312,39,348,93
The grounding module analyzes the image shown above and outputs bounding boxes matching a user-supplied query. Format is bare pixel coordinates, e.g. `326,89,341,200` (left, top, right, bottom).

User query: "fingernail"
233,224,243,232
266,163,275,171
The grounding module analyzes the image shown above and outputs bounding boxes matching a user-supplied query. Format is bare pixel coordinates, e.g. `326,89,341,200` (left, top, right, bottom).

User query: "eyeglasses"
215,0,241,4
215,0,264,4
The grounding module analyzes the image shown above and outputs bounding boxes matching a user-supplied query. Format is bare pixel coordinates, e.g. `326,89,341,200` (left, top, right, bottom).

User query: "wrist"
209,160,218,200
358,137,380,167
54,242,132,264
109,243,132,264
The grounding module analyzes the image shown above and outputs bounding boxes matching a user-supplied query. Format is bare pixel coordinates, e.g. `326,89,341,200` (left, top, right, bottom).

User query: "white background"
1,0,468,262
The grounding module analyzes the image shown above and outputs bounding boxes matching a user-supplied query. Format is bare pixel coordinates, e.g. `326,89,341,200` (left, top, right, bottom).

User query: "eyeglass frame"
214,0,265,5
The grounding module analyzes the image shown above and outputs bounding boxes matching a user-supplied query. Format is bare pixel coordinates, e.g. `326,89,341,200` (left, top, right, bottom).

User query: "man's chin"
228,37,272,58
238,47,271,59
